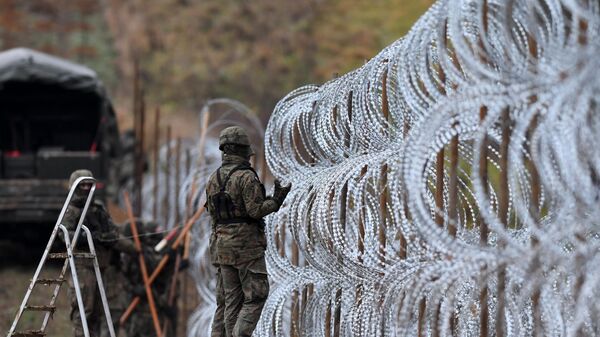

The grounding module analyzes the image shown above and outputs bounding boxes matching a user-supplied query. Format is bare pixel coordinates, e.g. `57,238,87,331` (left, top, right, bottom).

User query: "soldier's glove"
273,180,292,206
179,259,190,271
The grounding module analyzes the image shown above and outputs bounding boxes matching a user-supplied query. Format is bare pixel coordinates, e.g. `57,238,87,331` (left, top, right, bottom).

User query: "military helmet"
219,126,251,149
69,169,94,189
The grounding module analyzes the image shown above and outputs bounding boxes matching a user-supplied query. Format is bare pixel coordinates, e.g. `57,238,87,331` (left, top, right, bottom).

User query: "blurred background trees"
0,0,429,123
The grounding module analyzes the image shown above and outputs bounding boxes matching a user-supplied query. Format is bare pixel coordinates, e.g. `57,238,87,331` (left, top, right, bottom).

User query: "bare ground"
0,241,71,336
1,241,199,337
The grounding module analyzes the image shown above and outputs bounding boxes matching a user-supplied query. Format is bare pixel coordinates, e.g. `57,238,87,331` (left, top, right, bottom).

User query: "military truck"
0,48,123,233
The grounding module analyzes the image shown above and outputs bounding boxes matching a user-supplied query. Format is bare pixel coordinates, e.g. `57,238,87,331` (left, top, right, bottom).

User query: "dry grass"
0,264,71,336
1,240,201,337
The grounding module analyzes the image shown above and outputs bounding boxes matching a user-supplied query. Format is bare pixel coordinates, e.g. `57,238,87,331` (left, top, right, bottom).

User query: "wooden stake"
162,252,182,337
448,134,459,238
175,137,182,225
137,91,145,217
153,108,160,220
124,192,162,337
435,150,445,228
478,106,490,337
496,108,511,337
163,126,172,227
120,207,204,324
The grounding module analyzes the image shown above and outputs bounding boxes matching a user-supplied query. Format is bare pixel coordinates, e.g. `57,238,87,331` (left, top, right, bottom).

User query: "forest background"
0,0,430,131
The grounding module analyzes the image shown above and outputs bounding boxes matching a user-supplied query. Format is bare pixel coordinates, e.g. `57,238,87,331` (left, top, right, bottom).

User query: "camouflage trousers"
126,306,176,337
100,265,128,337
69,267,102,337
211,268,226,337
126,310,155,337
211,257,269,337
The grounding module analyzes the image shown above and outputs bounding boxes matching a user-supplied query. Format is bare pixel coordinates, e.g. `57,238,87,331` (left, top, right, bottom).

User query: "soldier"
206,126,291,337
122,220,177,337
100,222,132,337
63,169,136,337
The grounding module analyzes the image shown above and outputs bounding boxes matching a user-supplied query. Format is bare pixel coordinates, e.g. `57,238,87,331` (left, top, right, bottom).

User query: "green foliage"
0,0,431,117
0,0,118,90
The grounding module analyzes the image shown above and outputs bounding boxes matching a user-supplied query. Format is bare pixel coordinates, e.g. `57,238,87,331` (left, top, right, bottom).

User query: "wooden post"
478,107,490,337
137,91,145,217
379,165,388,265
478,2,491,333
163,126,172,227
380,69,389,266
333,289,342,337
496,108,511,337
434,150,445,228
153,108,160,221
427,147,446,337
417,298,427,337
527,114,542,337
447,135,459,238
290,239,300,337
443,133,460,335
400,105,410,260
120,207,204,324
162,251,182,337
325,296,332,337
182,148,192,328
175,137,182,225
132,59,145,217
124,192,163,337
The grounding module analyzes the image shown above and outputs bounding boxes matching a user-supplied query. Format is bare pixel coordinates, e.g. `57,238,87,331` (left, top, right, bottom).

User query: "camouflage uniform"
100,222,134,337
63,170,136,337
211,268,226,337
123,221,176,337
99,263,128,337
206,126,290,337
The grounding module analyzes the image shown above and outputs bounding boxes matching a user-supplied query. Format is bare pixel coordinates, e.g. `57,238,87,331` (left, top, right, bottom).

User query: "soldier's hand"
179,259,190,271
166,246,180,260
273,179,292,205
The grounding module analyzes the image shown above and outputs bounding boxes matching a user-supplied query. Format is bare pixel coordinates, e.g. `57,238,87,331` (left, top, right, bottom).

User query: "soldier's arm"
58,205,79,244
62,205,79,230
94,204,135,254
240,171,280,219
205,188,217,229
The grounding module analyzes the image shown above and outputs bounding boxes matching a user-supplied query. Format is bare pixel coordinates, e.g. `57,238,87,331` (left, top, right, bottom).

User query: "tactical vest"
209,163,263,224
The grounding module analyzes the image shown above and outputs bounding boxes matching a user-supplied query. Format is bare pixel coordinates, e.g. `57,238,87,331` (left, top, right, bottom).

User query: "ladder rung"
11,330,46,337
24,305,56,313
48,252,95,259
34,278,65,285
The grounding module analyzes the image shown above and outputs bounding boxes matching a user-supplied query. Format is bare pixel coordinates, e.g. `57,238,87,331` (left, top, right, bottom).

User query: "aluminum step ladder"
7,177,116,337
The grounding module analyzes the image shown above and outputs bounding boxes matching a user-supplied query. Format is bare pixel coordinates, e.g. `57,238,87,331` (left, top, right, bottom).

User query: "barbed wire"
259,0,600,336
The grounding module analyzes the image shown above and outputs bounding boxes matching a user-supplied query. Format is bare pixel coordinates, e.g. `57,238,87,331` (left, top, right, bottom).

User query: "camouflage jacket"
206,154,280,265
122,244,170,308
63,199,136,268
